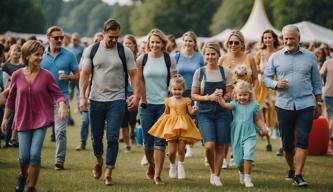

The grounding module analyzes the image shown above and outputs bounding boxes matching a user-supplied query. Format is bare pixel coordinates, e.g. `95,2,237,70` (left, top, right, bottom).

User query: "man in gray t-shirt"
79,19,140,185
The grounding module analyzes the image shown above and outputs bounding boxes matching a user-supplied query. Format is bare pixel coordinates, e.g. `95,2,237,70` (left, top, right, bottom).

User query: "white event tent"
240,0,281,42
291,21,333,47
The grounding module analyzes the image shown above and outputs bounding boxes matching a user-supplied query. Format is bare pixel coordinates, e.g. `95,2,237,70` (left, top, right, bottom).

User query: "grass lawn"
0,109,332,192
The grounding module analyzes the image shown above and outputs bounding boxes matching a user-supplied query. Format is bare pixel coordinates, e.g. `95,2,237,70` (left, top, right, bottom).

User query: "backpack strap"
199,67,206,95
219,66,227,96
117,42,128,99
88,42,100,95
141,53,148,84
174,52,181,64
199,67,206,81
163,52,171,87
219,66,226,82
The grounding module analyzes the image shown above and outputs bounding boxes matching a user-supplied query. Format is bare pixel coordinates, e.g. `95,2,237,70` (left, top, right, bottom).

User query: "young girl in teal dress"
219,80,268,187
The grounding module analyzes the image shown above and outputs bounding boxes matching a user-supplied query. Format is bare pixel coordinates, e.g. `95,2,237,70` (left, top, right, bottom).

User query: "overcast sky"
102,0,133,5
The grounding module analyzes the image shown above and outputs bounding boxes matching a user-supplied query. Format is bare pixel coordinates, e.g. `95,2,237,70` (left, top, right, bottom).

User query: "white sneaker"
212,175,223,186
204,157,209,167
185,146,193,158
140,155,148,165
244,174,254,187
222,159,228,169
210,174,215,185
239,172,244,185
229,158,236,167
177,162,186,179
169,163,177,179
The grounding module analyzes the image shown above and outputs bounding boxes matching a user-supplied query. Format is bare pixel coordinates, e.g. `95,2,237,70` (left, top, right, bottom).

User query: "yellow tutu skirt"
148,114,202,143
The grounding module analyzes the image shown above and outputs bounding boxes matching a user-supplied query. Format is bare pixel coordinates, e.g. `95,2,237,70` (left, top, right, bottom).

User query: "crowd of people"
0,18,332,191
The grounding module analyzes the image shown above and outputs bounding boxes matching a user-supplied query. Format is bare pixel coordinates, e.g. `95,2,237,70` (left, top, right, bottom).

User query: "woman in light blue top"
137,28,177,185
175,31,204,98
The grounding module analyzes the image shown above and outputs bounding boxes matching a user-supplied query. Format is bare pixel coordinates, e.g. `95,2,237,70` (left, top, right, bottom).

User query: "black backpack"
141,52,171,87
89,42,128,98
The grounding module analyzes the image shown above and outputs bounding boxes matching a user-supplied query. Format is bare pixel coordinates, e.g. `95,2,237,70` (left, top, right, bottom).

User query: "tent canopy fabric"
240,0,281,42
291,21,333,47
208,29,233,42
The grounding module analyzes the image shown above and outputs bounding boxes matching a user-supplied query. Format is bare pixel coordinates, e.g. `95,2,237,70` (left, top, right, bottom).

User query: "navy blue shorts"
276,106,314,151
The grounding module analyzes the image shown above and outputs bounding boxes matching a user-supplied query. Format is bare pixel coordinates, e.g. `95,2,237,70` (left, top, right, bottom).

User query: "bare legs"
204,142,225,176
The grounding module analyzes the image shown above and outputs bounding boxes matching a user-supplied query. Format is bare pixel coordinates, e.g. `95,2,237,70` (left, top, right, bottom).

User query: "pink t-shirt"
6,68,66,132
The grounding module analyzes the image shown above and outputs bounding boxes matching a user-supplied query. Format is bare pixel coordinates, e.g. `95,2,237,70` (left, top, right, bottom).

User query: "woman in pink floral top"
1,40,67,192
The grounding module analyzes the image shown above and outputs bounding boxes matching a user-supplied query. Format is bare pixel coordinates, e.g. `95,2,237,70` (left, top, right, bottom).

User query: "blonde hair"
8,44,22,60
168,74,186,92
146,28,167,52
232,80,255,102
224,30,246,52
202,41,221,57
182,31,199,51
21,40,44,66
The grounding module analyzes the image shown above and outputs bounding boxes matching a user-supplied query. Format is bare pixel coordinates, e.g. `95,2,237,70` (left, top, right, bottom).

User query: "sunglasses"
51,36,64,41
228,41,240,46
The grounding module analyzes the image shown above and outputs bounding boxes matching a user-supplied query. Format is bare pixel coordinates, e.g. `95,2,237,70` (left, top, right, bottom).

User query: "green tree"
86,4,113,36
33,0,63,27
111,4,135,36
210,0,254,35
57,0,110,36
270,0,333,29
0,0,46,33
130,0,221,37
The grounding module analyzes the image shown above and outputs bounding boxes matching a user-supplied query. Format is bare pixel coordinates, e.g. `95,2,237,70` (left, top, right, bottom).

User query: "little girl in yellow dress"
148,75,201,179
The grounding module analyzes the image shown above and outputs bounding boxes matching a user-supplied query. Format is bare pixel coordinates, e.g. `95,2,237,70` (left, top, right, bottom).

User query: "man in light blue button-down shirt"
263,25,322,187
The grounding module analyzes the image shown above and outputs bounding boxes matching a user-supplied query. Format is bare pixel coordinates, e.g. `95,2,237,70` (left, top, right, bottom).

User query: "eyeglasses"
228,41,240,46
51,36,64,41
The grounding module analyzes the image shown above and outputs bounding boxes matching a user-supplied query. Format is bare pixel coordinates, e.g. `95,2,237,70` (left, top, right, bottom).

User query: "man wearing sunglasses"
41,26,80,171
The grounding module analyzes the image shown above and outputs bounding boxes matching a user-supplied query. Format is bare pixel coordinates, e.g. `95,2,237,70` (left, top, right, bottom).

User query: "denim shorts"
325,97,333,118
139,104,166,150
197,110,231,145
276,106,314,151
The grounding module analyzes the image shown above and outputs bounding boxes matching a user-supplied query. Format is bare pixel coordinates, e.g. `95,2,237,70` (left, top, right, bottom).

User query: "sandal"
154,177,164,185
92,159,103,179
145,165,154,180
104,176,113,186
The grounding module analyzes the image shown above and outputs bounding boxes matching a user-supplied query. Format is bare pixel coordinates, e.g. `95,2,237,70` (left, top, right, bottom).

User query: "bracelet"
316,101,323,105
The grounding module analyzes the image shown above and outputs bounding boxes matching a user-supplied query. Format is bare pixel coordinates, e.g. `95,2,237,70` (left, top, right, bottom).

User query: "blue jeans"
139,104,166,150
80,111,90,143
276,106,314,151
54,101,70,165
18,127,47,165
90,100,126,169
